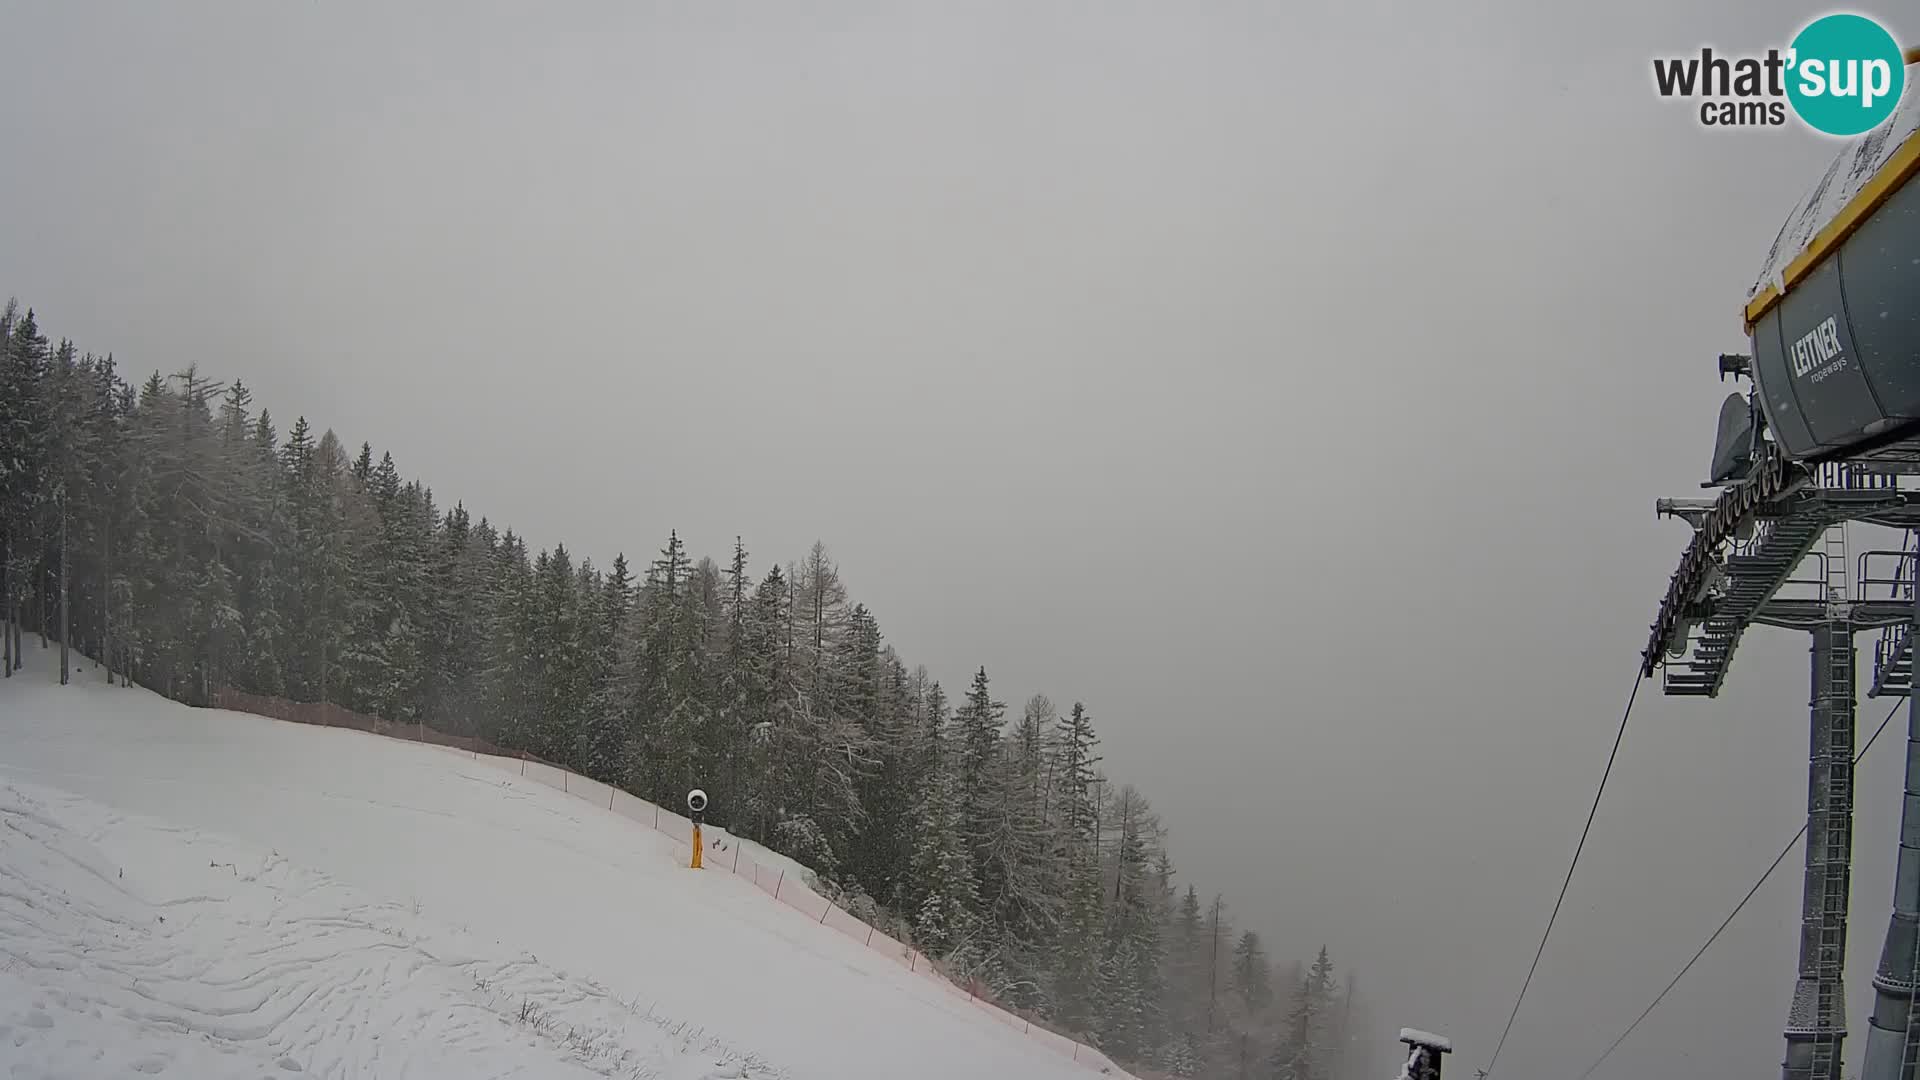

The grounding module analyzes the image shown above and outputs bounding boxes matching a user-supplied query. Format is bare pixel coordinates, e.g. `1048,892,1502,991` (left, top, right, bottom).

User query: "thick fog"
0,1,1899,1075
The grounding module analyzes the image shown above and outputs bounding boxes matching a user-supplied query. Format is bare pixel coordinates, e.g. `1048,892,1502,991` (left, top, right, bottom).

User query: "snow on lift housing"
1718,67,1920,477
1651,54,1920,671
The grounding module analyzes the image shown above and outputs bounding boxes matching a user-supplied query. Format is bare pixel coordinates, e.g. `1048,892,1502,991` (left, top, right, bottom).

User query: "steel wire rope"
1483,669,1645,1077
1572,694,1906,1080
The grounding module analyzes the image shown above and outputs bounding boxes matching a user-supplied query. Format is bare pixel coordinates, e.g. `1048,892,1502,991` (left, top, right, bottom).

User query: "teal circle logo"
1786,14,1906,136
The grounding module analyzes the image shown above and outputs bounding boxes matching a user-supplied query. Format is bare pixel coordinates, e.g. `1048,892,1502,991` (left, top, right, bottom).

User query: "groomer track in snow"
0,668,1125,1080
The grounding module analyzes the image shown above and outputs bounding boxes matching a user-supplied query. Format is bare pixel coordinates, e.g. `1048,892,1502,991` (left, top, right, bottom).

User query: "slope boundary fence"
211,689,1140,1079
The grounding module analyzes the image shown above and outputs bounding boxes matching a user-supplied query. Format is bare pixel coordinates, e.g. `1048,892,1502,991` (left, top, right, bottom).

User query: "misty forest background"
0,301,1383,1080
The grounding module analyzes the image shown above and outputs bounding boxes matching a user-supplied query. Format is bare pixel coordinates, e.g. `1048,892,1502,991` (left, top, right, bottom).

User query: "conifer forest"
0,300,1379,1080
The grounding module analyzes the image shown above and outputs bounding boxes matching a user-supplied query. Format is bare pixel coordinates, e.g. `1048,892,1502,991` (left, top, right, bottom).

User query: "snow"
1397,1027,1451,1051
699,824,819,899
1750,90,1920,301
0,667,1124,1080
0,782,734,1079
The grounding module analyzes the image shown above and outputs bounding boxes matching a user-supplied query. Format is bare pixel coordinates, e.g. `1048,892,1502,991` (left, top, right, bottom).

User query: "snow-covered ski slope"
0,668,1128,1080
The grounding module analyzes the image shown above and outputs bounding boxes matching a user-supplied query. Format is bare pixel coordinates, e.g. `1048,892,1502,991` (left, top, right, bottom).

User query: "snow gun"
687,788,707,869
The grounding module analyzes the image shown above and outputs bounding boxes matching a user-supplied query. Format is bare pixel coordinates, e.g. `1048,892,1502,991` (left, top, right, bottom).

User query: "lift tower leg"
1865,584,1920,1080
1786,619,1857,1080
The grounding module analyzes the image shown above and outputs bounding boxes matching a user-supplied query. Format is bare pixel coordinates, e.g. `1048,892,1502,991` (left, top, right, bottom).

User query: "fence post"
865,925,874,947
774,870,783,900
609,787,615,811
731,843,740,873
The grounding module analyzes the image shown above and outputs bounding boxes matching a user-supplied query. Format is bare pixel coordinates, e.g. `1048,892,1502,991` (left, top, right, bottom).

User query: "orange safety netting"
213,689,1139,1080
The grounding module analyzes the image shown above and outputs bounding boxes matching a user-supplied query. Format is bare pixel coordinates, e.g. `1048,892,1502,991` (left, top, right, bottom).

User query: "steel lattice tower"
1650,460,1920,1080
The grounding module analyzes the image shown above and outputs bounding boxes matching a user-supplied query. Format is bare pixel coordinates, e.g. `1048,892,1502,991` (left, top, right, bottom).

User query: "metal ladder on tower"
1812,627,1853,1080
1903,529,1920,1080
1826,524,1852,610
1813,521,1854,1080
1870,530,1918,698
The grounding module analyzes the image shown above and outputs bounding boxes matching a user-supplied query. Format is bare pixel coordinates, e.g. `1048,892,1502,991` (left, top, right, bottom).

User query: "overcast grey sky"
2,1,1912,1075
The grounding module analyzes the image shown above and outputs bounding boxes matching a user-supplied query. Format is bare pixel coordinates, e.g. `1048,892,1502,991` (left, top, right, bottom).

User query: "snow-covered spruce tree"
953,668,1007,913
1097,786,1167,1060
480,528,537,747
782,542,869,874
974,695,1063,1013
1050,701,1103,844
235,402,289,696
0,303,1372,1079
274,416,320,699
1232,930,1274,1016
892,675,949,920
577,549,635,781
86,352,135,684
710,538,755,817
842,611,920,908
909,763,979,956
35,341,119,685
0,306,51,675
732,564,788,841
1268,947,1338,1080
424,503,491,736
314,433,380,712
1050,828,1108,1032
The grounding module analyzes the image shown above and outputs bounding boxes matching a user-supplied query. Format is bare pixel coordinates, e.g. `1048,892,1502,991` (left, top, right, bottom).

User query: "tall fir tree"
0,298,1370,1078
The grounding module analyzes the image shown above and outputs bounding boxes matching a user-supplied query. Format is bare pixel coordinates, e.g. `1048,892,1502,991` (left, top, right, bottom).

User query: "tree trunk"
8,543,20,673
38,559,49,648
2,530,12,677
320,619,330,705
58,503,69,685
1207,896,1223,1032
118,578,129,687
99,527,109,677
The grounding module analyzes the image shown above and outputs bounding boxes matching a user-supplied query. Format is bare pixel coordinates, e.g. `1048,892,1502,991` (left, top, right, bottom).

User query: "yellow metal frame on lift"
1743,47,1920,332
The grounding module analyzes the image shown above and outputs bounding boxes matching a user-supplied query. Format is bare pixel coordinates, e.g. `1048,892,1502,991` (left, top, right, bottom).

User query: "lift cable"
1483,669,1644,1077
1572,694,1907,1080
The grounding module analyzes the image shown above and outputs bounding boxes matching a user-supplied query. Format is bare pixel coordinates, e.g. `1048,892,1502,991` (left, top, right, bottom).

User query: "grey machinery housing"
1735,116,1920,471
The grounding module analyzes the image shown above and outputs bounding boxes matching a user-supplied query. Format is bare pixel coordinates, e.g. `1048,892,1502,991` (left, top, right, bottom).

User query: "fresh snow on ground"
0,781,739,1080
0,664,1113,1080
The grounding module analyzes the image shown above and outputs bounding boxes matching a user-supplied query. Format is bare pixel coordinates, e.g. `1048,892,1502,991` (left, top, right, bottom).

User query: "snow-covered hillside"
0,666,1123,1080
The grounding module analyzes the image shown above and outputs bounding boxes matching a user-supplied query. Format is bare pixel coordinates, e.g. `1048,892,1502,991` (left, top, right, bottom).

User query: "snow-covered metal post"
1396,1028,1451,1080
686,789,708,870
